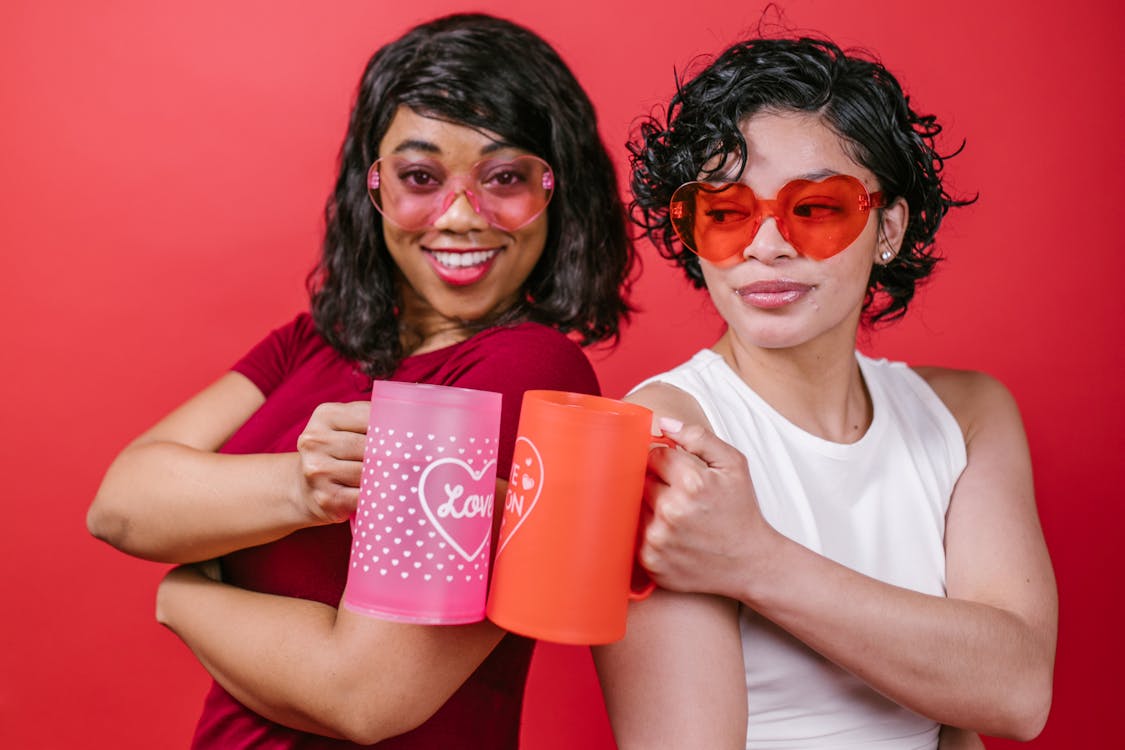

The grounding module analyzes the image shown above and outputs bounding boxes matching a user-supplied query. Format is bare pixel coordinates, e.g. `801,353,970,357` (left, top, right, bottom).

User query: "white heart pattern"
418,457,497,562
496,436,544,556
349,426,497,599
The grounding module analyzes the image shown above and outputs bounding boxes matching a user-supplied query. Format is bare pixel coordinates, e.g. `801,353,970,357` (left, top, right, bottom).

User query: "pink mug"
342,381,502,624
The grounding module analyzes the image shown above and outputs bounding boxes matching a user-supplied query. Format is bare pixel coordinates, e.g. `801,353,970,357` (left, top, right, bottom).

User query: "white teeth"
430,249,499,268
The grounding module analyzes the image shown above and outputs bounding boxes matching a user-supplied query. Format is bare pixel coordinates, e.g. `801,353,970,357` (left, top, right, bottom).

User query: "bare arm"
593,384,747,750
641,371,1057,739
87,372,367,562
593,590,745,750
155,565,506,744
154,481,517,743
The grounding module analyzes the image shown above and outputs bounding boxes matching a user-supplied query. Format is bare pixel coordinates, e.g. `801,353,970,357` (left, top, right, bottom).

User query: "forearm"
742,533,1054,738
157,570,364,738
155,568,504,744
89,443,311,562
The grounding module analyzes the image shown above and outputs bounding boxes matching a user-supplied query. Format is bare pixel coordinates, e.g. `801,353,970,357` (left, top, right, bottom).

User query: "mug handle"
629,569,656,600
628,435,679,600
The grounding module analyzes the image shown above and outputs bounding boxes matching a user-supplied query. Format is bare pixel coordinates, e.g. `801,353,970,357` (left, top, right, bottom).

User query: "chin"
738,321,821,350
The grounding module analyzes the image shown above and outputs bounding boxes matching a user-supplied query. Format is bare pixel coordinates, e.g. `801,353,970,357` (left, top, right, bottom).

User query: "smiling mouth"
429,249,500,268
424,248,503,287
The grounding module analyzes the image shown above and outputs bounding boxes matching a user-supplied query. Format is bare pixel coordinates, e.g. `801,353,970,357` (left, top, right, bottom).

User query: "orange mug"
485,390,658,644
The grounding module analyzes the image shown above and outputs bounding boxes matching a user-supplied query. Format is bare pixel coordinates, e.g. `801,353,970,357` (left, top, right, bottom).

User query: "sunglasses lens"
668,175,878,262
472,156,554,231
779,175,875,260
368,155,554,231
670,182,760,263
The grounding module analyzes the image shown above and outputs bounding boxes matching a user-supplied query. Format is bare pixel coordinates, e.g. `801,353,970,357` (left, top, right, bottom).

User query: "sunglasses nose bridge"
743,200,798,262
433,186,488,230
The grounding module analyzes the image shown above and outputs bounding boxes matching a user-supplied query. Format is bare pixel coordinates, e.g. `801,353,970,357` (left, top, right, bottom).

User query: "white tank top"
634,350,967,749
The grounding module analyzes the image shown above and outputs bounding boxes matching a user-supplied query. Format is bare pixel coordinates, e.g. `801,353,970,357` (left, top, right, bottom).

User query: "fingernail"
658,417,683,433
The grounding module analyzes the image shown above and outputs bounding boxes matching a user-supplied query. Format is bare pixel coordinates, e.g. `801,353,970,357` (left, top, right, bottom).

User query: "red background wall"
2,1,1121,746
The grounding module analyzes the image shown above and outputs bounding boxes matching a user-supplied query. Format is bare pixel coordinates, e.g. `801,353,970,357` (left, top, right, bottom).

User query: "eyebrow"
795,168,842,181
389,138,514,156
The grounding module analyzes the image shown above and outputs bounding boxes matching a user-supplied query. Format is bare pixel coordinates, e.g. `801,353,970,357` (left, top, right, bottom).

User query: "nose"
432,189,490,232
742,215,797,264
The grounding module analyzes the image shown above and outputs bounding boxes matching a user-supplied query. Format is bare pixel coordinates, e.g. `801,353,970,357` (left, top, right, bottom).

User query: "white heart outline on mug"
496,436,544,557
418,457,496,563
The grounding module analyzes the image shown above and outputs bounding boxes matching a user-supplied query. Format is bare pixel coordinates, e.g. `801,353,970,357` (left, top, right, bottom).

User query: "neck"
394,274,526,357
713,327,872,444
394,277,474,356
399,318,471,356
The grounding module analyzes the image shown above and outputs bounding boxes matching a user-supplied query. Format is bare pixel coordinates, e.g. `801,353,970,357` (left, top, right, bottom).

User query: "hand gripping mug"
485,390,658,644
342,381,502,624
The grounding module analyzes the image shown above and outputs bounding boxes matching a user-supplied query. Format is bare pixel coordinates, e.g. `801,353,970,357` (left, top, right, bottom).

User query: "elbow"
86,496,129,549
87,483,173,562
334,719,386,746
87,449,162,558
297,619,471,744
987,669,1053,741
337,724,396,746
333,706,400,746
328,677,447,744
333,703,435,746
1007,684,1052,742
88,494,169,562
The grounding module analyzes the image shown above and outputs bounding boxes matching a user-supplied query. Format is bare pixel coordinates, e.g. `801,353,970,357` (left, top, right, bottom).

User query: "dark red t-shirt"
191,313,600,749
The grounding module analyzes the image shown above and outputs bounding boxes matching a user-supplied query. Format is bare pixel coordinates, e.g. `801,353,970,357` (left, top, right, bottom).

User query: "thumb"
657,417,740,470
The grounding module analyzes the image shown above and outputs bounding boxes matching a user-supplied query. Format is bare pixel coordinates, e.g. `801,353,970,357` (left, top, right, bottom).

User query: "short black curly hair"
630,35,972,325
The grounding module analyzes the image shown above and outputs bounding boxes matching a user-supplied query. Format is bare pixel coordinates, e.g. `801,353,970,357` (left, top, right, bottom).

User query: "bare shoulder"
626,381,711,430
911,365,1023,439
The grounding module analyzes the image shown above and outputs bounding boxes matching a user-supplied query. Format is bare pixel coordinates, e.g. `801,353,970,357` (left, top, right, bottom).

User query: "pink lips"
425,248,501,287
735,280,812,309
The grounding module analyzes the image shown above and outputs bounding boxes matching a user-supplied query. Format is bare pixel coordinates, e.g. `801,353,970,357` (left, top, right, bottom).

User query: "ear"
875,197,908,264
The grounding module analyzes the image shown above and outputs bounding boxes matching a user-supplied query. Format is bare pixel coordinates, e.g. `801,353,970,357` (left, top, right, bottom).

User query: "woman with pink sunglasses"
87,13,634,748
594,36,1056,749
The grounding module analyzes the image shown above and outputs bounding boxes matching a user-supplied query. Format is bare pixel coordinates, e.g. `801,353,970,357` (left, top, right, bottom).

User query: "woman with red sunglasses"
86,13,634,748
594,36,1056,749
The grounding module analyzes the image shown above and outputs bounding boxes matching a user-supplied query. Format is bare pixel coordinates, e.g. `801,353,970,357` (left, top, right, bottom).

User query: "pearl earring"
880,249,894,262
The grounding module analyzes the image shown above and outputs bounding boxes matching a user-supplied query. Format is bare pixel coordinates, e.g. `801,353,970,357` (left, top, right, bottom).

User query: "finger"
637,527,660,576
302,403,368,459
658,418,742,471
305,451,364,491
329,486,360,518
639,514,673,576
637,494,655,528
336,401,374,433
645,440,677,481
647,432,707,476
646,441,707,495
642,471,668,510
311,482,360,522
329,429,368,462
316,401,372,434
327,456,364,488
